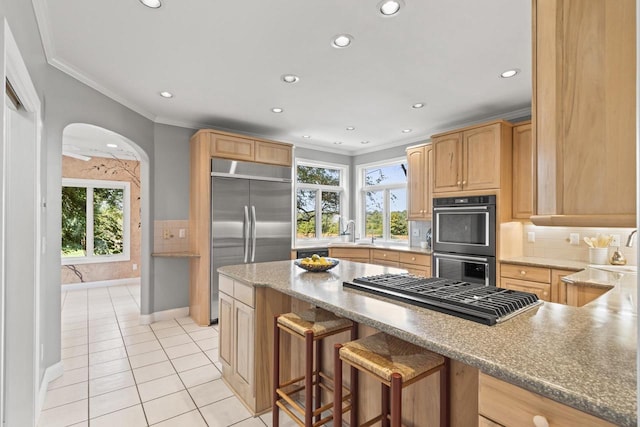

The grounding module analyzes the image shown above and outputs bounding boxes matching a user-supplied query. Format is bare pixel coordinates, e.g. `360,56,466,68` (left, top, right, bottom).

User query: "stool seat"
277,308,353,337
339,332,445,383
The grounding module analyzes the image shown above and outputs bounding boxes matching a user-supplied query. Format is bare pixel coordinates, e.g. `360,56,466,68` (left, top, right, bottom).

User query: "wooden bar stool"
334,332,449,427
273,308,358,427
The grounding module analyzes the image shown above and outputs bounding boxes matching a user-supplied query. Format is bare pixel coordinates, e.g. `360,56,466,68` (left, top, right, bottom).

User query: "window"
358,158,408,243
295,160,348,242
61,178,131,264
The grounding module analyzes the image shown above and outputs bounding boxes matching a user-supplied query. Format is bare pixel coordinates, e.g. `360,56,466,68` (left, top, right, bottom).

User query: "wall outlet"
610,234,621,247
163,229,172,239
132,263,138,271
569,233,580,245
179,228,186,238
412,228,420,237
527,231,535,243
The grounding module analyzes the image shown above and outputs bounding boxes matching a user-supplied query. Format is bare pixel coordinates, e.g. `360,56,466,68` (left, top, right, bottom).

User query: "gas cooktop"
343,274,542,325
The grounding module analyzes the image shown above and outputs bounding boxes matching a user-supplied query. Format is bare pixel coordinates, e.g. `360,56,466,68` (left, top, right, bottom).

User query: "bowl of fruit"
294,254,340,272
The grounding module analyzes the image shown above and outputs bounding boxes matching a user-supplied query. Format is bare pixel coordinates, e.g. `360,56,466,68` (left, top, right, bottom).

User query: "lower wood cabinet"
329,247,432,277
399,252,431,277
499,263,591,304
328,247,371,263
218,274,290,414
478,373,615,426
371,249,400,267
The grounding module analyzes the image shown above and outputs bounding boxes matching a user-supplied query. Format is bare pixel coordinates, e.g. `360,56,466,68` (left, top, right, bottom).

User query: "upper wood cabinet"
432,121,512,194
207,131,293,166
512,121,535,219
532,0,636,227
406,143,433,220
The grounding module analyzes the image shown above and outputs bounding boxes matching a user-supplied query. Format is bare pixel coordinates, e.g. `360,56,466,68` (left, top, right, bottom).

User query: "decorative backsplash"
153,220,190,253
522,224,638,265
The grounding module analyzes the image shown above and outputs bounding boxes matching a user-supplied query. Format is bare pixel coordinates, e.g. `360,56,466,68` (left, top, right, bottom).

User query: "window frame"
61,178,131,265
294,159,349,244
356,157,408,244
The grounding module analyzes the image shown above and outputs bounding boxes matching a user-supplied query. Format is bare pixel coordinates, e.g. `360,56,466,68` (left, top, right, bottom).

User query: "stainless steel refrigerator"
210,159,292,323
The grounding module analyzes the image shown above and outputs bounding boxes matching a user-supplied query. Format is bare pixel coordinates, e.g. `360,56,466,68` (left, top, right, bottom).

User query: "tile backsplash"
409,220,432,248
522,224,637,265
153,220,190,253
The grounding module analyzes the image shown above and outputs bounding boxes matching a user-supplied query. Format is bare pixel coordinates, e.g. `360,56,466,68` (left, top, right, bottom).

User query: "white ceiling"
34,0,531,155
63,123,140,160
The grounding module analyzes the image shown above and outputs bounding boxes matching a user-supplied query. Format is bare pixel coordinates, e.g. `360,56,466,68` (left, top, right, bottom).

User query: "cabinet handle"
533,415,550,427
462,180,467,185
383,254,387,257
520,270,526,275
457,181,461,186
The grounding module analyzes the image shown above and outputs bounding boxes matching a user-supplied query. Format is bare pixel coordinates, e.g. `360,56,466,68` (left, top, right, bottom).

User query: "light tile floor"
38,284,289,427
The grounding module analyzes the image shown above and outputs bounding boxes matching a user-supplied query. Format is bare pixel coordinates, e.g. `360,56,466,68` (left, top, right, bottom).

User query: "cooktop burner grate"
344,274,542,325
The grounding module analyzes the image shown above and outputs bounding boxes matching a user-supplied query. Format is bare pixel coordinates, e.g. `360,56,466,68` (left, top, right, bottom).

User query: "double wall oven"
432,195,496,286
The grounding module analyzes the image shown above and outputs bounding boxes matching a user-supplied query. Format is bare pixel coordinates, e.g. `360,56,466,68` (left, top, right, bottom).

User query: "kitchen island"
218,260,636,426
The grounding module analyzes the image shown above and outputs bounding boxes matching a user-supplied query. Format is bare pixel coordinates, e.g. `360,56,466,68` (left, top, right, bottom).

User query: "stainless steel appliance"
432,195,496,256
210,159,292,323
343,274,542,325
432,195,496,285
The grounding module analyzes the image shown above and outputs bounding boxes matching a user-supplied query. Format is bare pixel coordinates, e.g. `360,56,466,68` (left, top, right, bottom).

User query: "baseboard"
139,306,190,325
35,360,64,421
61,277,141,291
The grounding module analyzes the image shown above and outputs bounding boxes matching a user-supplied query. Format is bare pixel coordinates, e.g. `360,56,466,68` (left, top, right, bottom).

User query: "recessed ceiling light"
500,69,520,78
331,34,354,49
346,126,355,131
139,0,161,8
281,74,299,84
334,141,343,145
271,107,284,113
402,129,412,133
302,135,311,139
107,143,118,148
361,141,370,145
159,91,173,98
378,0,403,16
412,103,425,109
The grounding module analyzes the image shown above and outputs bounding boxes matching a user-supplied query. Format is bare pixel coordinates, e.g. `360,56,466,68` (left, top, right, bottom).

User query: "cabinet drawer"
402,265,431,277
501,264,550,283
479,373,615,427
398,252,431,266
329,248,370,260
219,274,234,296
371,249,400,262
234,281,255,308
500,277,551,301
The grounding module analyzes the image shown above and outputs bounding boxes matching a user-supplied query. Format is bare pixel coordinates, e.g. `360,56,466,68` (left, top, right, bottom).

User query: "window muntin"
358,159,408,243
61,178,130,264
295,160,348,243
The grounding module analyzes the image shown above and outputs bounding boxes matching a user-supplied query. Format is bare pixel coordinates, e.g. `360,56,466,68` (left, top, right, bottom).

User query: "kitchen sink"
589,265,637,274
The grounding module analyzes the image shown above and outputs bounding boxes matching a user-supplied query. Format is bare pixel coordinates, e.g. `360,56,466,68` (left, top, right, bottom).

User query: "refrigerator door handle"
243,205,250,263
251,205,257,262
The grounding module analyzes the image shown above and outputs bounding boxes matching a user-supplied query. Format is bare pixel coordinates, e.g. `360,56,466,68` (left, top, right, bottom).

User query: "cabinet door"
255,141,292,166
211,134,254,161
407,146,426,219
500,277,551,301
512,123,536,219
463,124,501,190
234,300,255,388
433,134,463,193
551,268,575,304
219,292,234,367
566,284,610,307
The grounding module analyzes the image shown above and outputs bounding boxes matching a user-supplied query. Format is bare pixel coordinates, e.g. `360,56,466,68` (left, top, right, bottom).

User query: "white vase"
588,247,609,265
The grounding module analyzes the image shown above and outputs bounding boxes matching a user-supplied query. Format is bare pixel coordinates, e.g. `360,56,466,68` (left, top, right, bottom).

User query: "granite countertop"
217,261,637,426
500,256,589,271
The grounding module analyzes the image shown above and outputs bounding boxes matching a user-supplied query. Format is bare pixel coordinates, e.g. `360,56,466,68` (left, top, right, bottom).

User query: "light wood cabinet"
189,130,293,326
566,283,611,308
218,274,291,414
371,249,400,267
407,143,433,220
479,373,615,427
511,121,535,219
500,263,584,304
328,247,371,263
532,0,636,227
399,252,431,277
432,121,512,194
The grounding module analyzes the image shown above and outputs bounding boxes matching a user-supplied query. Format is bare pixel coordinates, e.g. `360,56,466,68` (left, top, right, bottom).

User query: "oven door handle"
433,253,489,262
433,206,488,211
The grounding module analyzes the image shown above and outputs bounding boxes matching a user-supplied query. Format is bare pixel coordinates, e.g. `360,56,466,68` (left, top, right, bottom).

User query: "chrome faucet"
340,219,356,243
625,229,637,247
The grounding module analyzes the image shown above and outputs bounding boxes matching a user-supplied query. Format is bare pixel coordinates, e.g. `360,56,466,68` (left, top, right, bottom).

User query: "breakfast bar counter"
218,260,637,426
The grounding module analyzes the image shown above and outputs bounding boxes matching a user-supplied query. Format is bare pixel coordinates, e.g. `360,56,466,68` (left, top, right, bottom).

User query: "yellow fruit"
311,254,320,261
